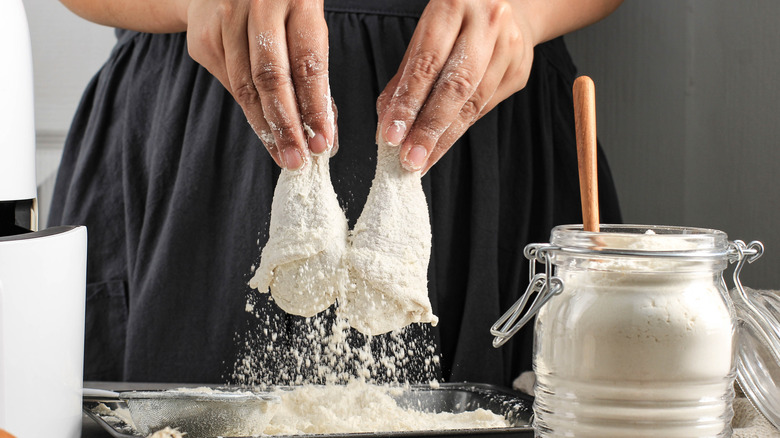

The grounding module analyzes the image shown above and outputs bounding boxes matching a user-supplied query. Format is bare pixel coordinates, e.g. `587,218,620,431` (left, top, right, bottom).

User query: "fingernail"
308,132,329,155
283,148,305,170
384,120,406,146
403,146,428,171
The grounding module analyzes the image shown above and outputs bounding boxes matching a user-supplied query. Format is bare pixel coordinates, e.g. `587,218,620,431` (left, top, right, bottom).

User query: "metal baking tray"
83,382,534,437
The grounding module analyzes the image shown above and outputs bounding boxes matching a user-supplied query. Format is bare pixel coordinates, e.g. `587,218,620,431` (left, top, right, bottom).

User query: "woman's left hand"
376,0,535,174
376,0,623,174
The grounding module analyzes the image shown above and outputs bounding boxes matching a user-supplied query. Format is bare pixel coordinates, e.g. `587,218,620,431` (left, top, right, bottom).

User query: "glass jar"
492,225,768,438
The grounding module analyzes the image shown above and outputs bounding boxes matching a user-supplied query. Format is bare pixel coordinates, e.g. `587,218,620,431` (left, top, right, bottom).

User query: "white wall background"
22,0,114,225
24,1,780,288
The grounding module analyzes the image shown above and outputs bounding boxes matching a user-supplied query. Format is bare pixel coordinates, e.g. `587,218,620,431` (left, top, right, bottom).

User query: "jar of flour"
492,224,779,438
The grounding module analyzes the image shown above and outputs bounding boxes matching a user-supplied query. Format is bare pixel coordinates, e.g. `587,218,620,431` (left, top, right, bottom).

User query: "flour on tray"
263,381,509,435
146,427,185,438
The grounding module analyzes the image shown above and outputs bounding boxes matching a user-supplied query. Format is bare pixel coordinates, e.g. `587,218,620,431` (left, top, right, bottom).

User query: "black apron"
49,0,622,386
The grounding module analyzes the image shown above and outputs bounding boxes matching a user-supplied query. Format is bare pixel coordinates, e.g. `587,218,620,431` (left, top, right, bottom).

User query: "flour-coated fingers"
421,19,514,175
287,3,333,155
376,0,462,148
400,24,495,171
248,4,308,170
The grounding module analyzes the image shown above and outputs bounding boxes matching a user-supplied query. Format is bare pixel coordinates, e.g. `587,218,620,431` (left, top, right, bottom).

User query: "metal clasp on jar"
491,239,764,349
728,239,766,324
729,240,764,298
491,244,563,347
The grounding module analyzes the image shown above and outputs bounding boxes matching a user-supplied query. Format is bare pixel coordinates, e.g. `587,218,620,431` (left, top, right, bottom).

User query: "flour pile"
138,382,510,437
250,141,437,335
146,427,184,438
263,381,508,435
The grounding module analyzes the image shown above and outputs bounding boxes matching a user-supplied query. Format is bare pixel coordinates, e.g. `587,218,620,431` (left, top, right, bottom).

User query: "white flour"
534,230,736,437
146,427,184,438
233,306,440,387
238,135,448,435
229,310,502,436
262,381,508,435
137,383,509,437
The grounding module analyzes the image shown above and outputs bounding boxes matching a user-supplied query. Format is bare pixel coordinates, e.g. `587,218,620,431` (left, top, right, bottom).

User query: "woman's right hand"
183,0,334,170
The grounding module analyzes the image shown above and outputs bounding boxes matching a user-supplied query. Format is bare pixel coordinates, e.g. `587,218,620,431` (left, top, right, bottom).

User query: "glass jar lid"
549,224,731,258
728,241,780,430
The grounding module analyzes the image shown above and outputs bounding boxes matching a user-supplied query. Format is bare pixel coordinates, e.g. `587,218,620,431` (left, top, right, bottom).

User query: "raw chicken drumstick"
340,142,439,335
250,153,349,317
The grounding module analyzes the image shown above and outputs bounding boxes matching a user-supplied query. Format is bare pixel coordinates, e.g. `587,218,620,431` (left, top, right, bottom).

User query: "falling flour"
235,128,459,436
233,306,440,387
227,304,506,436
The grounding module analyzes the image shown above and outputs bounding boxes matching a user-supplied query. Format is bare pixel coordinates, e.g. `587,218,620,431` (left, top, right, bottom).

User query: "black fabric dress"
49,0,621,386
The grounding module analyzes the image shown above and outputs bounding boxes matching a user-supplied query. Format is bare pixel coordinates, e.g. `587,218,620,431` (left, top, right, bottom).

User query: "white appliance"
0,0,36,207
0,1,88,437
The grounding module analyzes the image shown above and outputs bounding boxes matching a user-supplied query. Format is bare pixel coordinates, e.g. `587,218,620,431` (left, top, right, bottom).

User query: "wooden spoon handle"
573,76,600,233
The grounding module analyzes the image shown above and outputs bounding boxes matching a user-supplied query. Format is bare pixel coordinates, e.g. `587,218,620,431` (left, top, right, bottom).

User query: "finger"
480,53,534,120
248,6,308,170
376,72,400,120
187,18,238,108
400,35,493,171
477,20,533,122
330,97,340,156
421,38,511,175
187,16,228,87
376,73,399,143
376,1,463,147
287,5,333,155
403,3,512,172
422,58,506,175
218,3,281,166
186,14,281,165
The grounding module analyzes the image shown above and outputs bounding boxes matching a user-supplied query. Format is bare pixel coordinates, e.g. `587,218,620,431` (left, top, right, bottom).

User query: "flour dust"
231,291,441,387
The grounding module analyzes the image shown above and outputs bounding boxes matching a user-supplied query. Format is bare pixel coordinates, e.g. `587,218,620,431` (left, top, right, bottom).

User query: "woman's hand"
60,0,619,172
185,0,334,170
376,0,622,174
376,0,532,174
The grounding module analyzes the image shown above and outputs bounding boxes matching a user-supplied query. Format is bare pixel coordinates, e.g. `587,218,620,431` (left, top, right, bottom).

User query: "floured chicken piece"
341,142,438,335
250,153,348,317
